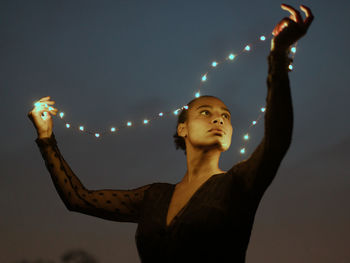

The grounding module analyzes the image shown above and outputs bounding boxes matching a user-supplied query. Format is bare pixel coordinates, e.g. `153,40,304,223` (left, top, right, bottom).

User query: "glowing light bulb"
143,119,149,124
291,47,296,53
159,112,163,117
95,133,100,138
66,123,70,128
244,134,249,140
60,112,64,118
202,75,207,81
79,126,84,131
288,64,293,70
240,148,246,154
212,61,218,67
195,91,200,98
41,111,48,120
260,35,266,41
244,45,250,51
127,121,132,126
183,105,189,110
174,110,179,115
228,54,235,60
252,121,257,125
261,107,266,112
111,127,116,132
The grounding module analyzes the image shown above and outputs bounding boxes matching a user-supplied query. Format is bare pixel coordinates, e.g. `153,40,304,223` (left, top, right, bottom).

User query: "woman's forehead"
189,96,228,109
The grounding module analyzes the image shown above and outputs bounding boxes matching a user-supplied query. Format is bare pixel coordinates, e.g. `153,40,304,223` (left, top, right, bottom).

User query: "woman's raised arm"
229,4,314,199
35,133,152,223
29,97,152,223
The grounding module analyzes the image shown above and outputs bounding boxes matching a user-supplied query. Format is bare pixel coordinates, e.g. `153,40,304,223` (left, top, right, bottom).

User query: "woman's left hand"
271,4,314,52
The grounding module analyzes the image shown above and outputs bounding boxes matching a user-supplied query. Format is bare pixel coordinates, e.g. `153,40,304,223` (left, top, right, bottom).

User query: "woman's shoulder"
145,181,174,193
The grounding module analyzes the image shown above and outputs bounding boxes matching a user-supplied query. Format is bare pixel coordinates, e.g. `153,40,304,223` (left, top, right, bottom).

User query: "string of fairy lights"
35,33,297,155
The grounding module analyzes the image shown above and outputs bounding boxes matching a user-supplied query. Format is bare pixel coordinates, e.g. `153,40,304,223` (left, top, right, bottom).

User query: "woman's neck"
181,146,224,184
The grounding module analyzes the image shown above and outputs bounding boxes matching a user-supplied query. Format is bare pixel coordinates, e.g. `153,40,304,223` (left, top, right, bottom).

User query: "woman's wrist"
35,131,57,148
268,45,293,74
37,131,53,139
270,39,291,56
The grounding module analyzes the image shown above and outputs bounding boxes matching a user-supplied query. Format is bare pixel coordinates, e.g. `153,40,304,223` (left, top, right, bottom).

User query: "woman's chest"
166,182,206,227
139,175,243,232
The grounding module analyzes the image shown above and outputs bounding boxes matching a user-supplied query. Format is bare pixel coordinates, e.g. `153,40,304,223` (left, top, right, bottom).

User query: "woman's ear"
177,123,187,138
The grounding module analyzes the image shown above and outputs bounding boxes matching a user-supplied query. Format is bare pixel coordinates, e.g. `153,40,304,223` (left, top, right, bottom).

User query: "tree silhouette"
14,248,98,263
15,260,55,263
60,249,98,263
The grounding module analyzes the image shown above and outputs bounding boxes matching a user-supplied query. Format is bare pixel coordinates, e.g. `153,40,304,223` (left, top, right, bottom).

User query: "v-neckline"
165,172,225,229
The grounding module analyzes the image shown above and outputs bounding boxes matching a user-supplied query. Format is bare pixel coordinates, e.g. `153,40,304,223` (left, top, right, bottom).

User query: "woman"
28,4,313,262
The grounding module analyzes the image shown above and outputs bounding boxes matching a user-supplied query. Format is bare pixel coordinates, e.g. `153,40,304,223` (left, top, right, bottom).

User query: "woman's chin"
203,140,230,152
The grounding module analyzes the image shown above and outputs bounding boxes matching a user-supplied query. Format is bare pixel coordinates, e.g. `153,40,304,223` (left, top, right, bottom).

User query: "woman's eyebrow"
196,105,231,114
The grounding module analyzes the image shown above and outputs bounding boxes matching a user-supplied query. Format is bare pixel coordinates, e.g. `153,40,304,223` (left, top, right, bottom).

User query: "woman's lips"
208,128,225,134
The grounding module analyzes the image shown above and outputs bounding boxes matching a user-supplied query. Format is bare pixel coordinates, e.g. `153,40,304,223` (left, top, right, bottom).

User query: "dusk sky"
1,0,349,262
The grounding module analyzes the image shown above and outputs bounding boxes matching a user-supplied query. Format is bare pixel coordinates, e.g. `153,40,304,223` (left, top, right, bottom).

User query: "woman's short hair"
173,95,220,155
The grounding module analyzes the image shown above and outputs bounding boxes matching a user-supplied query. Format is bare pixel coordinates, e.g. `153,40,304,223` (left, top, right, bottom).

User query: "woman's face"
178,97,233,152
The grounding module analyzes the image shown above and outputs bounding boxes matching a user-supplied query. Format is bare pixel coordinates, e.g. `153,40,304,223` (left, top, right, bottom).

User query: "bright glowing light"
183,105,189,110
111,127,116,132
240,148,246,154
41,112,48,120
143,119,149,124
48,106,53,111
212,61,218,67
244,134,249,140
252,121,257,125
34,102,40,107
174,110,179,115
291,47,296,53
195,91,200,98
260,36,266,41
289,64,293,70
202,75,207,81
95,133,100,138
244,45,251,51
159,112,163,116
79,126,84,131
261,107,266,112
60,112,64,118
228,54,235,60
127,121,132,126
66,123,70,128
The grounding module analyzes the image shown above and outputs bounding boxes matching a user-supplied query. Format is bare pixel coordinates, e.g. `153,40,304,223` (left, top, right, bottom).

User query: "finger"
300,5,314,27
272,17,292,36
281,3,303,24
39,96,51,101
34,101,55,109
41,101,55,106
48,107,58,112
46,109,57,115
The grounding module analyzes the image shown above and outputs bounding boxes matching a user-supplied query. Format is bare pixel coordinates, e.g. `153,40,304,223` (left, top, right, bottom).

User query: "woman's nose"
212,117,224,125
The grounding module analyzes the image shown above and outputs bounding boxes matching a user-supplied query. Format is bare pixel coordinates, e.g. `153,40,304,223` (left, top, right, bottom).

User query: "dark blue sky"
1,0,349,262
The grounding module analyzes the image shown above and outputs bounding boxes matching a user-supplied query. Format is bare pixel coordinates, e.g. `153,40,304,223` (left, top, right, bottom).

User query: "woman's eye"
222,113,230,119
200,110,210,116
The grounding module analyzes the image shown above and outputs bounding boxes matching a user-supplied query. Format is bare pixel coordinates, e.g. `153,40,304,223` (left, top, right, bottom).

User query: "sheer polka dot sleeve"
227,50,293,201
35,132,152,223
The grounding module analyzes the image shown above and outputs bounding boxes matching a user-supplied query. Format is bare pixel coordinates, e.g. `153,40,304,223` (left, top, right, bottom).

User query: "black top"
35,50,293,263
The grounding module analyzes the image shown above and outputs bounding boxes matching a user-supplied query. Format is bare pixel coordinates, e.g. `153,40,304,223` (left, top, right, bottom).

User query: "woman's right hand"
28,96,58,138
